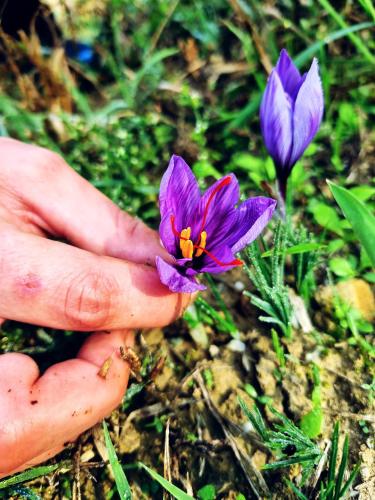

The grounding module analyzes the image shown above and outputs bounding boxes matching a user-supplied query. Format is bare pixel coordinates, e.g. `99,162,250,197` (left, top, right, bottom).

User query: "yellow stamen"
195,231,207,257
181,239,194,259
179,227,193,258
179,227,191,252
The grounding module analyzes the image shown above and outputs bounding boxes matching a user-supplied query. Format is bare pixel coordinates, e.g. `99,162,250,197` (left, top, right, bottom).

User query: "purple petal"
192,173,240,242
260,70,293,169
159,155,200,226
200,196,276,256
198,245,239,274
156,256,206,293
289,58,324,168
275,49,302,100
159,214,177,255
229,197,277,253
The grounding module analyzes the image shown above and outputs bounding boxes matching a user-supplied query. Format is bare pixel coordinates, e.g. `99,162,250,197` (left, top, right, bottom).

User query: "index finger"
0,137,168,265
0,224,190,330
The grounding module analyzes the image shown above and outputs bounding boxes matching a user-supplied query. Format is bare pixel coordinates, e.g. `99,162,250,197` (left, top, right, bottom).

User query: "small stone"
336,279,374,321
317,279,375,322
226,339,246,353
209,344,220,358
234,280,245,292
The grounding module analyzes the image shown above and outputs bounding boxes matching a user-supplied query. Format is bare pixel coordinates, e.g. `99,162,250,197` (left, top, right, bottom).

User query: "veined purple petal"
159,213,178,254
260,70,293,170
230,197,277,253
192,173,239,242
200,196,276,256
289,58,324,168
198,244,238,274
156,256,206,293
159,155,200,226
275,49,301,100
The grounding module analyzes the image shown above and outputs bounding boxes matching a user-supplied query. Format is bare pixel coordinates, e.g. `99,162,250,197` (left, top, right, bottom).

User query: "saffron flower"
260,49,324,200
156,155,277,293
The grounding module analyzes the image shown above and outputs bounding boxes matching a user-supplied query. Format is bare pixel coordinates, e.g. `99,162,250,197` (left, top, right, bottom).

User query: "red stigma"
170,215,181,238
198,176,231,237
192,244,243,267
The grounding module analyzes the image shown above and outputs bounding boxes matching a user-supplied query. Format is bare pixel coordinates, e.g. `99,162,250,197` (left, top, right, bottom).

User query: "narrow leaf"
284,479,309,500
0,465,59,489
334,435,349,500
103,420,132,500
138,462,195,500
338,463,360,498
328,181,375,266
328,422,340,484
261,242,322,258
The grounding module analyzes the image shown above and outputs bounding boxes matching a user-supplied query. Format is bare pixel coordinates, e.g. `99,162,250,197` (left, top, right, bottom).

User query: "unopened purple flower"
156,155,277,293
260,49,324,198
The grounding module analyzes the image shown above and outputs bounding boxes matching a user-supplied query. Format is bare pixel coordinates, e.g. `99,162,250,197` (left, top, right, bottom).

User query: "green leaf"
364,271,375,283
334,435,349,500
261,242,322,258
300,407,323,439
238,399,268,441
4,486,41,499
317,0,375,63
350,185,375,202
284,479,309,500
329,257,356,278
294,22,374,66
328,181,375,266
0,465,59,489
193,160,221,180
103,421,132,500
138,463,195,500
309,201,344,236
338,463,360,498
197,484,216,500
328,422,340,484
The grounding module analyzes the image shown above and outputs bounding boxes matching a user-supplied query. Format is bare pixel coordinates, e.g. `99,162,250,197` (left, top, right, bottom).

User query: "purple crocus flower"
260,49,324,200
156,155,277,293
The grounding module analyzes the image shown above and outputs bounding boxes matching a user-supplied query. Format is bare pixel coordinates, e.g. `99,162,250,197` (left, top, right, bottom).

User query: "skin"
0,138,191,478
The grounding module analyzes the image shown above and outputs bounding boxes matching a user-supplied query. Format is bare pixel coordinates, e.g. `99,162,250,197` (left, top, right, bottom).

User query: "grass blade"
294,21,374,66
261,242,322,258
338,463,360,498
103,420,132,500
327,180,375,266
0,465,58,489
317,0,375,63
138,462,194,500
284,479,309,500
334,435,349,500
328,422,339,485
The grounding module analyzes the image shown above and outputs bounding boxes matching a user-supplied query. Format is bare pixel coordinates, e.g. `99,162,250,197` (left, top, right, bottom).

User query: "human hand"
0,138,190,477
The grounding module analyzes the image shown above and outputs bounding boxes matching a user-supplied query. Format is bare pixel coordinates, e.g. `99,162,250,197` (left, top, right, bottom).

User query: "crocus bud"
260,49,324,201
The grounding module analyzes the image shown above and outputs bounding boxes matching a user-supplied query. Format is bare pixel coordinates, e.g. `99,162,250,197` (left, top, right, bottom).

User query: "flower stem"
277,176,288,219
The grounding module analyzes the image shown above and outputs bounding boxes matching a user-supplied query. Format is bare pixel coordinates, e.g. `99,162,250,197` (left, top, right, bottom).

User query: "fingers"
0,137,169,265
0,329,134,477
0,223,191,330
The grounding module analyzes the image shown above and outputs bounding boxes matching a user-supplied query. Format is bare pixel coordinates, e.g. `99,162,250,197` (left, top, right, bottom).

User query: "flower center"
169,175,243,268
179,227,207,259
